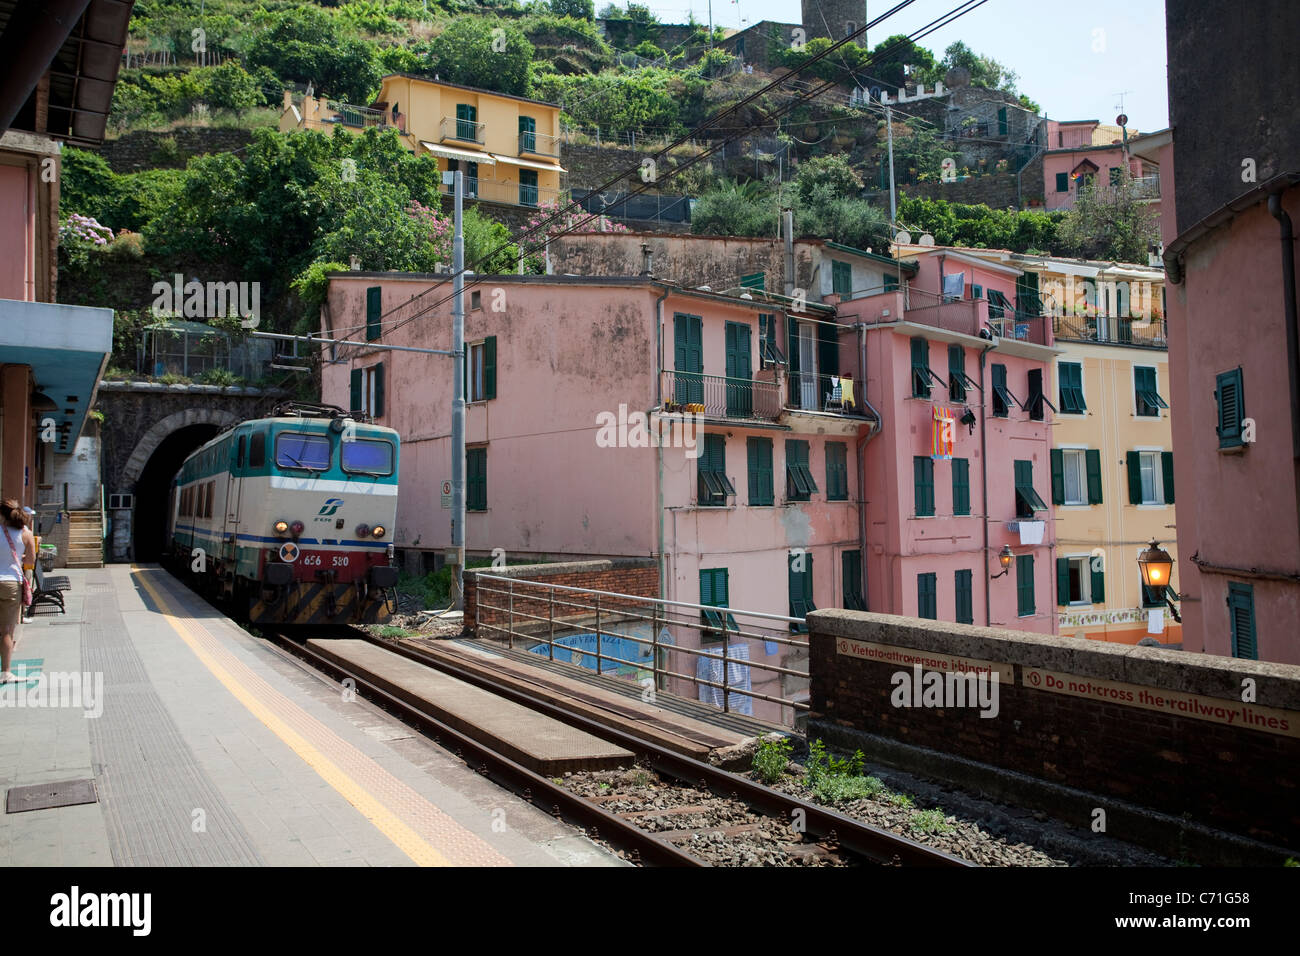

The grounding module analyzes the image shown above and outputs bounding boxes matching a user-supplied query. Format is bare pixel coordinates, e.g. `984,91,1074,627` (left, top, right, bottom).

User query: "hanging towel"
932,406,954,459
1147,608,1165,635
1017,520,1045,545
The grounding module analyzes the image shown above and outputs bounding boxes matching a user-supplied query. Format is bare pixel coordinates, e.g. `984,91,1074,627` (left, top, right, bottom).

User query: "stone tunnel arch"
118,408,241,562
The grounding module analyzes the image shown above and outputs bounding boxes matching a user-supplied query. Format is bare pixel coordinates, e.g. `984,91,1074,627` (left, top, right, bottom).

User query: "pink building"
1042,119,1160,218
1143,0,1300,664
842,248,1059,633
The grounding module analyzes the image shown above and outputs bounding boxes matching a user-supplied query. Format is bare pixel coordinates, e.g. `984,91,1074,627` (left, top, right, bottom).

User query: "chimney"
349,255,361,271
782,208,795,298
640,242,654,277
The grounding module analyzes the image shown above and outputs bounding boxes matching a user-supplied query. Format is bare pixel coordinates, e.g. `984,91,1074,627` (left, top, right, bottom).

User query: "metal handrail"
659,369,783,422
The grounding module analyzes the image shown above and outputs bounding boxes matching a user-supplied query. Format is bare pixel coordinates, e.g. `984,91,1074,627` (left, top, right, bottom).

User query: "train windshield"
275,433,331,471
341,438,394,476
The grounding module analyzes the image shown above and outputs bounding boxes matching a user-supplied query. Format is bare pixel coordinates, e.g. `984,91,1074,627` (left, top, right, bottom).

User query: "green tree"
866,35,940,91
1055,175,1159,263
794,154,862,204
551,0,594,19
246,7,381,102
690,180,779,237
204,61,265,115
940,41,1022,98
796,183,890,249
425,18,534,97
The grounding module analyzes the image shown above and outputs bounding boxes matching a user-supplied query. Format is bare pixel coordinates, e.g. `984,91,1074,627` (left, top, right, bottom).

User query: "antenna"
1113,90,1132,114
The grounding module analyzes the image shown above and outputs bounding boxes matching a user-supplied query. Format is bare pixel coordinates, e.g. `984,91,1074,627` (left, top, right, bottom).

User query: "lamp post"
990,544,1013,579
1137,539,1173,595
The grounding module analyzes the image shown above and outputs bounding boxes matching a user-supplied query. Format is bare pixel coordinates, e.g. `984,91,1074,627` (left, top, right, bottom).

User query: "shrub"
751,736,793,784
103,230,146,260
198,367,244,387
910,809,955,834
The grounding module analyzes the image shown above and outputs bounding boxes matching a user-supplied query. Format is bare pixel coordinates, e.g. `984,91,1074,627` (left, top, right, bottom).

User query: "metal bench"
29,564,69,615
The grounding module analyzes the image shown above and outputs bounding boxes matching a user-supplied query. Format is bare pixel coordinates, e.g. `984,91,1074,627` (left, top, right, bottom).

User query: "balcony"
661,370,783,423
785,372,871,418
1052,314,1168,349
327,101,389,129
518,130,561,159
1131,174,1161,200
440,116,486,146
441,178,566,209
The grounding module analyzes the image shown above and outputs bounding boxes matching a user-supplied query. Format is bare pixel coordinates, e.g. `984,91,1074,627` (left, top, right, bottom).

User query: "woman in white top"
0,499,36,683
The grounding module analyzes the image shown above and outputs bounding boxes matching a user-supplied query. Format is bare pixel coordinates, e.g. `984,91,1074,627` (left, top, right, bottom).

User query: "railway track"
265,626,974,868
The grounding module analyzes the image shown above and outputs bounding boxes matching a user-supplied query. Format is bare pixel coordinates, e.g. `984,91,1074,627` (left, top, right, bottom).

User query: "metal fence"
473,574,810,727
660,370,782,422
572,190,693,223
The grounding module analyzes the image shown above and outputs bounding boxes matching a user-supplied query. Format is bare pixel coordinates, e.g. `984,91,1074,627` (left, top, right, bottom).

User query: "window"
698,434,735,506
991,363,1020,417
1026,368,1056,421
1215,368,1245,448
1016,554,1035,616
951,458,970,515
842,550,865,610
275,433,331,471
1057,555,1103,606
467,447,487,511
884,273,899,292
467,337,497,402
455,103,477,141
1134,366,1168,416
1056,172,1069,193
825,442,848,500
519,170,538,207
785,440,817,500
341,439,395,476
366,286,382,341
249,431,265,467
236,436,245,469
757,314,784,365
471,290,482,310
724,322,753,416
351,363,385,417
948,344,978,404
917,572,937,619
1126,450,1174,505
446,158,478,196
518,115,536,153
1058,362,1086,414
997,106,1009,136
954,569,973,624
911,337,943,399
972,284,983,300
788,551,815,631
747,437,774,506
831,260,852,297
1228,583,1257,659
914,456,934,516
673,313,703,404
1014,459,1047,517
1052,448,1102,505
700,568,739,638
987,289,1012,319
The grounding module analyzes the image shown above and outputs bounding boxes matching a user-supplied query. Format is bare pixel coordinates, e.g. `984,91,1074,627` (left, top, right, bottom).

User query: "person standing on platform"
0,499,36,683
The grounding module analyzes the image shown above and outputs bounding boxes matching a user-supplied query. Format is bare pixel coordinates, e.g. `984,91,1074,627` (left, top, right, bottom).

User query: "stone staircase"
66,511,104,568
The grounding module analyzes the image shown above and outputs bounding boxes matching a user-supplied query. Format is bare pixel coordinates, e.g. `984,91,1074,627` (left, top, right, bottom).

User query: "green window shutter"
1228,583,1257,659
1085,449,1103,504
832,260,851,296
366,286,382,341
1215,368,1245,448
674,314,703,404
466,448,487,511
349,368,362,413
1056,557,1070,606
1056,172,1069,192
997,106,1009,135
747,437,773,506
954,569,973,623
842,550,865,610
373,362,385,417
1050,448,1065,505
787,318,800,375
884,273,899,292
740,272,765,291
1161,451,1175,503
1091,560,1105,603
948,344,966,402
826,442,847,500
1017,554,1035,616
952,458,970,515
911,337,930,398
917,573,936,619
992,363,1008,416
483,336,497,399
914,456,934,516
804,553,814,603
700,568,715,607
817,321,838,390
1126,451,1142,504
747,438,761,504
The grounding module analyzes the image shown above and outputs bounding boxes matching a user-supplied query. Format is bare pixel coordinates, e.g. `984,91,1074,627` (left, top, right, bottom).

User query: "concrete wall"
807,608,1300,860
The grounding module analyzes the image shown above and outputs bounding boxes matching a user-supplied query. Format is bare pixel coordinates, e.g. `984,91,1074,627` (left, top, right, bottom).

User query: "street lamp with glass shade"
991,544,1014,579
1137,540,1174,593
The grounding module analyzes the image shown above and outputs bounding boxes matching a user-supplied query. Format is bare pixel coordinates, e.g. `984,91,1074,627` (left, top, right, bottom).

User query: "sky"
615,0,1170,128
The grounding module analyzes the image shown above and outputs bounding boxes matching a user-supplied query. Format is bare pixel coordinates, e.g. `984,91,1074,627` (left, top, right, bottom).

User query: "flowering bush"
407,199,453,266
59,213,113,269
525,200,628,240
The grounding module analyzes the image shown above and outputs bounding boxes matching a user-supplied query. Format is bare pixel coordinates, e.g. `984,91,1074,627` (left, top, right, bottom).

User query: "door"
724,322,752,417
798,324,818,410
674,314,703,405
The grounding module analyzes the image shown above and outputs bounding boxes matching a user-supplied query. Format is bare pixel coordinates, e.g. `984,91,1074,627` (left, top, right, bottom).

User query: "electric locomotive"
167,402,401,625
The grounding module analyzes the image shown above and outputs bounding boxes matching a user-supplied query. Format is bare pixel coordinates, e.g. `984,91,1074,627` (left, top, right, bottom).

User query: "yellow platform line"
132,567,513,867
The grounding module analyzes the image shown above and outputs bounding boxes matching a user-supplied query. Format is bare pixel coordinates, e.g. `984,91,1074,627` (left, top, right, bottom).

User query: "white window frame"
469,340,487,403
1136,448,1164,506
360,365,380,417
1065,553,1093,606
1060,446,1087,506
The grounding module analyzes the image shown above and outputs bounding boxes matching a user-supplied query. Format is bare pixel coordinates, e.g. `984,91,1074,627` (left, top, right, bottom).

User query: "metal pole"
650,604,659,692
885,102,897,225
594,594,602,675
507,578,514,650
548,587,555,662
448,169,467,609
721,621,730,713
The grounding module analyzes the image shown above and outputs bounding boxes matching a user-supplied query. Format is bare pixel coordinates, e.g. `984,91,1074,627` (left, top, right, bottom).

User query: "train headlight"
371,525,385,538
355,523,371,538
290,520,305,536
273,520,289,535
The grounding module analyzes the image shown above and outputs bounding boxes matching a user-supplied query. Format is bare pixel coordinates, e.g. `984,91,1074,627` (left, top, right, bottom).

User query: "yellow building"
280,75,565,209
953,250,1180,644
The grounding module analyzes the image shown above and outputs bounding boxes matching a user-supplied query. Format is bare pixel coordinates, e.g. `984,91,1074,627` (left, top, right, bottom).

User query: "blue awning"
0,299,113,454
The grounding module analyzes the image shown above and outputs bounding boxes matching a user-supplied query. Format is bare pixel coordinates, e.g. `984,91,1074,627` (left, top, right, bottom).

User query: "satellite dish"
919,233,935,246
740,292,753,299
697,285,712,292
894,230,912,245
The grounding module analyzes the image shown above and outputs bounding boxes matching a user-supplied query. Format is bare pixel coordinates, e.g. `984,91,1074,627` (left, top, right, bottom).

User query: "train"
166,402,401,625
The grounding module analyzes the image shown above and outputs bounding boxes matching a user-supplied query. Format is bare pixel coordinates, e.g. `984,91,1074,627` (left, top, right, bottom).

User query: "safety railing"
473,573,810,727
440,116,486,145
785,371,869,417
1052,314,1168,349
660,370,783,422
518,130,562,158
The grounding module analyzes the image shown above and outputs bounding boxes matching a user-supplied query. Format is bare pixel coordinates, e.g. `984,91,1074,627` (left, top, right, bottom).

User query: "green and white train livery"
167,403,401,625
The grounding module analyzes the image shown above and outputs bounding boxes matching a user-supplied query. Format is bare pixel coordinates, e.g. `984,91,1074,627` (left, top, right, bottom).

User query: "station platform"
0,564,621,867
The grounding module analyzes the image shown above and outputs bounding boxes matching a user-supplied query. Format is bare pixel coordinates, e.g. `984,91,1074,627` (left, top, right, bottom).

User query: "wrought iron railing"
1052,314,1168,349
785,372,868,416
661,370,782,422
518,130,561,158
441,116,486,144
987,310,1049,345
327,101,389,129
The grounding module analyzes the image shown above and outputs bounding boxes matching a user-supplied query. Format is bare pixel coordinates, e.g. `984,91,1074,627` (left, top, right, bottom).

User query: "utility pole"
884,101,897,225
444,169,467,609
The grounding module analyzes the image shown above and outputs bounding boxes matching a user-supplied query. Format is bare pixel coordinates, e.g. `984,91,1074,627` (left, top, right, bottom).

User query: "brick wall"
808,609,1300,859
100,127,254,174
464,558,659,638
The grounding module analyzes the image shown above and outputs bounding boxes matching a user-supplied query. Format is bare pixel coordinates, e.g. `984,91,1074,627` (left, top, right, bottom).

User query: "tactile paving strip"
134,568,513,867
82,572,265,866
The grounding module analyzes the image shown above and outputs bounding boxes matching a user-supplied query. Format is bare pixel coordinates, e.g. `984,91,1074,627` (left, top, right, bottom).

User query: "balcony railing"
442,179,566,208
441,116,486,145
661,370,782,422
987,311,1049,345
327,101,389,129
1052,314,1168,349
785,372,870,417
1131,174,1161,200
518,130,561,158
